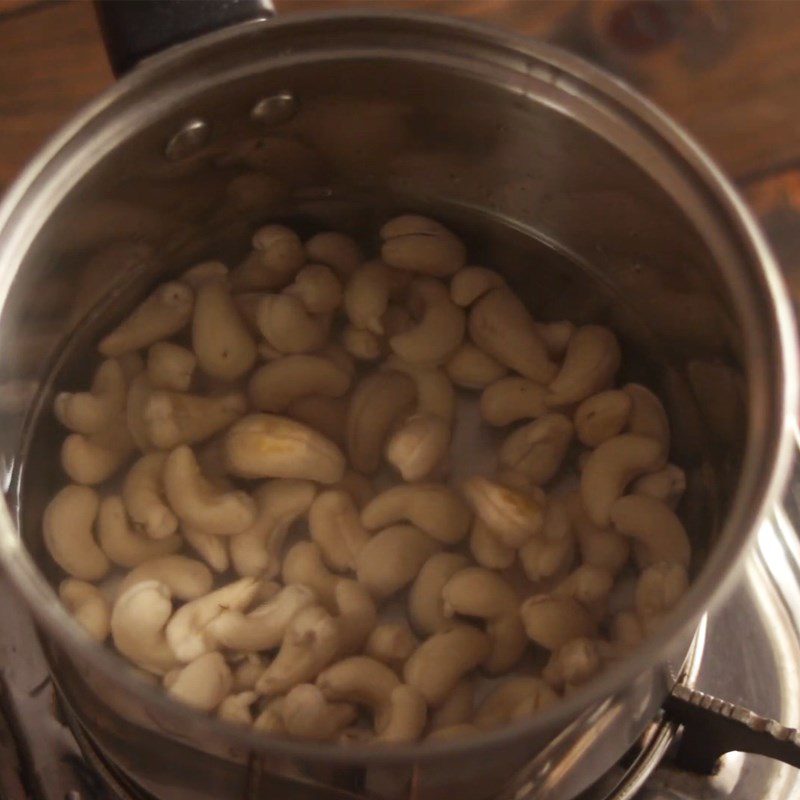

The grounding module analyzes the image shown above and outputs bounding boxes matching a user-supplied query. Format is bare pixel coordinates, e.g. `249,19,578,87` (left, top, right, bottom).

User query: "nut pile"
43,215,691,744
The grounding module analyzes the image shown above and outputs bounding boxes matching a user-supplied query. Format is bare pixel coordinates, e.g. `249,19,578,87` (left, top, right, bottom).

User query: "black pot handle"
94,0,274,76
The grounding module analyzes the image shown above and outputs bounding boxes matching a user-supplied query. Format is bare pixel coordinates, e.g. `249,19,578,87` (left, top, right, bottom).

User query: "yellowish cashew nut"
355,525,440,600
469,288,556,383
282,542,339,610
480,376,548,427
99,282,194,357
567,493,630,577
253,697,287,734
167,652,232,711
574,390,632,448
385,413,451,482
305,231,363,279
330,469,375,509
385,356,455,423
609,494,691,568
474,678,558,730
428,679,474,732
248,355,351,413
256,294,330,354
408,552,471,635
54,359,127,434
580,434,665,527
536,320,575,358
333,579,379,656
624,383,670,456
98,496,181,567
43,484,109,581
126,373,156,451
553,565,614,607
180,260,229,290
225,414,345,483
342,324,382,361
118,555,213,600
231,479,317,578
450,266,505,307
281,683,357,741
403,625,490,707
498,413,573,485
365,621,419,668
543,638,602,690
389,278,465,365
164,445,256,535
361,483,471,545
309,489,370,572
146,342,197,392
218,691,258,726
344,262,393,334
379,685,428,743
380,215,466,278
166,577,259,662
316,655,397,719
232,654,267,691
519,495,576,581
206,584,317,651
632,464,686,509
546,325,621,407
256,605,341,695
59,579,110,642
520,595,597,651
60,422,135,485
462,476,544,548
445,342,507,390
287,394,349,448
346,370,416,474
285,265,343,315
469,519,515,570
635,561,689,634
144,390,247,449
122,453,178,539
110,580,177,674
232,224,305,291
184,527,229,572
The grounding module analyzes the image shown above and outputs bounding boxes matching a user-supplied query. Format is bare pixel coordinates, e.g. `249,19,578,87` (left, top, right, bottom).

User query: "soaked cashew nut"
632,464,686,509
282,542,339,610
118,555,213,600
43,484,109,580
330,469,375,509
408,552,471,635
309,489,370,572
164,445,256,535
256,605,341,695
282,683,357,741
355,525,440,600
566,492,630,577
167,652,232,711
346,370,416,474
480,376,548,427
536,321,575,358
146,342,196,392
344,262,393,334
54,359,126,434
462,476,544,548
469,520,515,570
520,595,597,650
248,355,351,412
98,496,181,567
126,373,156,451
305,232,363,279
474,678,558,730
624,383,670,456
445,343,507,390
385,413,450,482
144,390,247,449
287,394,349,448
184,527,229,572
450,266,505,307
389,278,465,364
342,324,382,361
166,577,259,662
378,684,428,743
256,294,329,354
553,565,614,607
609,494,691,568
232,225,305,290
543,638,602,690
380,215,466,278
428,679,474,731
519,495,576,581
122,453,178,539
546,325,621,407
333,579,378,655
231,479,317,578
60,422,135,485
365,621,419,668
361,483,471,545
59,579,110,642
286,265,342,315
225,414,345,483
403,625,490,706
498,413,573,485
385,356,455,423
232,655,267,691
316,656,398,722
180,261,229,290
218,691,258,725
316,342,356,378
99,282,194,356
110,580,176,674
469,288,556,383
635,561,689,634
253,697,287,733
574,390,632,448
580,434,665,527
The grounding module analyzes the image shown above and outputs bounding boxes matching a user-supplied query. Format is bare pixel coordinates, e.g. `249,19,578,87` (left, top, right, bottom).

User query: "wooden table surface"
2,0,800,289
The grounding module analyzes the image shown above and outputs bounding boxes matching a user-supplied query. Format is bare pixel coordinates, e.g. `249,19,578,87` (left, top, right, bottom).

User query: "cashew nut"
389,278,465,364
248,355,350,412
553,565,614,607
408,552,470,636
285,265,342,315
54,358,126,434
474,678,558,730
346,370,416,474
445,342,507,390
218,691,258,725
60,422,135,485
380,215,465,278
403,625,490,706
468,288,556,383
184,527,229,572
118,555,213,601
309,489,370,572
99,282,194,357
519,495,576,581
624,383,670,456
385,413,450,482
225,413,345,483
635,561,689,634
59,579,110,642
43,484,109,580
256,294,329,354
344,262,393,334
498,413,573,485
480,376,548,427
567,492,630,577
469,520,515,570
609,494,691,568
546,325,621,407
450,266,504,307
146,342,197,392
580,434,665,527
231,224,305,291
519,595,597,651
231,479,317,577
384,356,455,423
574,390,632,448
331,469,375,509
253,697,287,734
333,578,378,656
342,324,382,361
110,580,177,674
355,525,440,600
536,321,575,358
122,453,178,539
378,685,428,743
180,260,229,290
126,373,156,450
167,652,232,711
282,542,339,610
542,638,602,690
365,621,419,668
287,394,349,448
305,231,363,279
632,464,686,509
232,654,267,691
428,679,474,731
281,683,357,741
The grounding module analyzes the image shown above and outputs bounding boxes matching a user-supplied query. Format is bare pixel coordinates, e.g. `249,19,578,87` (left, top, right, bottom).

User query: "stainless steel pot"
0,6,797,800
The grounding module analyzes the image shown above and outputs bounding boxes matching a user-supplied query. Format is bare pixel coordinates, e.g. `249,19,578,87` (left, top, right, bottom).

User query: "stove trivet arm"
663,684,800,774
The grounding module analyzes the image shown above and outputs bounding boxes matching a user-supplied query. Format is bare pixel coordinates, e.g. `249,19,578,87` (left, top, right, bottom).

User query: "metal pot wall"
0,5,797,800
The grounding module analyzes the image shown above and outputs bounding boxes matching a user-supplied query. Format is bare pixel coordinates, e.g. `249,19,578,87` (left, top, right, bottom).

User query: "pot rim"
0,9,796,766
